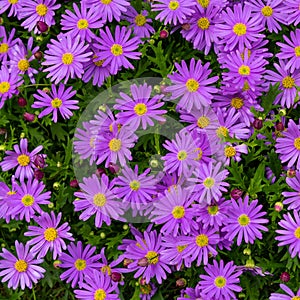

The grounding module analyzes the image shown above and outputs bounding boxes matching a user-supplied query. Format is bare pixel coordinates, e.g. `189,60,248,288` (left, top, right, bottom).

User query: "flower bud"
23,112,36,122
108,163,119,174
182,23,190,30
53,260,61,269
33,154,46,169
48,203,54,208
139,278,147,285
96,168,105,177
53,182,60,190
279,108,286,116
245,258,255,268
280,272,290,282
34,51,43,60
160,29,169,39
70,179,79,188
149,39,155,45
138,257,149,267
20,132,25,139
98,104,106,112
176,278,187,288
150,159,159,168
275,122,284,132
287,169,296,178
100,232,106,239
0,145,5,151
123,258,133,267
123,224,129,230
230,188,243,200
34,169,44,180
111,272,122,282
252,118,263,130
42,87,50,93
18,97,27,107
0,128,6,135
36,21,48,33
56,161,62,168
243,248,251,256
0,17,3,25
274,202,283,212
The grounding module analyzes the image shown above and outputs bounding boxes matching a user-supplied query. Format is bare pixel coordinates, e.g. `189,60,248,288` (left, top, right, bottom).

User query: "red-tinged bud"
176,278,187,288
70,179,79,188
23,112,36,122
274,202,283,212
36,21,48,33
53,260,61,269
111,272,122,282
230,188,243,200
34,169,44,180
280,272,290,282
160,29,169,39
182,23,190,30
138,257,149,267
18,97,27,107
0,128,6,135
275,122,284,132
33,154,46,169
96,168,105,177
42,87,50,94
139,278,147,285
123,258,133,267
108,163,119,174
287,169,296,178
252,118,263,130
34,51,43,60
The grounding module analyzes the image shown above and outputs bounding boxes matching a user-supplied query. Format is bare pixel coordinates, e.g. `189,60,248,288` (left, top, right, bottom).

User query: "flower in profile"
94,26,141,75
0,241,45,290
114,83,167,131
0,26,18,63
19,0,61,33
275,210,300,259
281,0,300,26
283,171,300,211
74,270,119,300
0,0,22,17
42,33,92,84
222,196,269,246
275,119,300,170
166,58,218,112
270,284,300,300
24,211,74,259
177,285,202,300
199,260,242,300
152,0,195,26
221,143,248,165
59,241,102,288
32,83,79,122
61,2,103,42
74,174,124,228
0,139,43,182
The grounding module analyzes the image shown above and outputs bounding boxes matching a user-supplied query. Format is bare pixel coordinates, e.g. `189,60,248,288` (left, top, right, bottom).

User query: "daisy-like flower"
0,0,22,17
114,83,167,131
151,185,198,236
283,171,300,211
0,26,18,63
215,3,265,52
24,211,74,259
0,139,43,182
221,143,248,165
282,0,300,26
222,196,269,246
60,2,103,42
42,33,92,84
74,174,124,228
275,210,300,259
275,119,300,169
9,178,51,222
19,0,61,33
270,284,300,300
277,29,300,73
0,241,45,290
178,285,202,300
32,83,79,122
152,0,195,26
94,26,141,75
74,270,119,300
166,58,218,112
200,260,242,300
59,241,102,288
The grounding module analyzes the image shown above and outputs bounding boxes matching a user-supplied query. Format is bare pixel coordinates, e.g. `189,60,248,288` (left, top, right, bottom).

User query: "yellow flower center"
135,14,147,26
177,244,187,252
0,43,9,53
216,126,228,138
240,49,251,60
93,55,105,67
140,284,152,295
94,289,106,300
145,250,159,264
0,82,10,94
203,177,215,188
108,138,121,152
62,53,74,65
14,260,28,272
129,180,140,191
186,78,199,92
294,137,300,150
194,147,203,161
74,259,86,271
44,227,58,241
197,17,210,30
282,76,295,89
231,97,244,109
294,227,300,239
101,0,112,4
9,0,19,3
93,193,107,207
111,44,123,56
177,150,187,161
196,234,209,247
233,23,247,36
197,116,210,128
292,297,300,300
51,98,62,108
77,19,89,29
197,0,209,8
7,191,16,195
207,205,219,215
134,103,147,116
169,0,179,10
214,276,226,288
101,265,111,276
238,65,250,76
17,154,30,166
224,146,236,157
17,59,29,72
36,4,48,16
172,206,185,219
238,214,250,226
21,194,34,207
261,5,273,17
295,46,300,57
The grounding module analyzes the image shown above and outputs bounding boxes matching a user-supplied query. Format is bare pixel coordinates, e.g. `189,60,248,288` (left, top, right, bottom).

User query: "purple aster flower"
0,139,43,182
94,26,141,75
0,26,18,63
32,83,79,122
178,285,202,300
270,284,300,300
190,129,213,165
24,211,74,259
114,83,166,131
215,3,265,52
275,210,300,259
59,241,102,288
222,196,269,246
139,282,158,300
283,171,300,211
282,0,300,26
151,185,198,236
0,241,45,290
275,119,300,169
0,0,22,17
60,2,103,42
74,174,124,228
236,261,272,277
264,60,300,109
42,33,92,84
277,29,300,73
221,143,248,165
200,260,242,300
19,0,61,33
74,270,119,300
9,178,51,222
152,0,196,26
166,58,219,112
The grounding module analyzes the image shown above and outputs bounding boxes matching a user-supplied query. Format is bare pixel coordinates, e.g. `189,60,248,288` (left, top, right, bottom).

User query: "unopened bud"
96,168,105,177
279,109,286,116
160,29,169,39
53,260,61,269
70,179,79,188
34,51,43,60
138,257,149,267
36,21,48,33
287,169,296,178
123,258,133,267
252,118,263,130
23,112,36,122
0,128,6,135
182,23,190,30
100,232,106,239
33,154,46,169
139,278,147,285
274,202,283,212
243,248,251,256
34,169,44,180
53,182,60,190
111,272,122,282
56,162,62,168
176,278,187,288
280,272,290,282
18,97,27,107
108,163,119,174
275,122,284,132
230,188,243,200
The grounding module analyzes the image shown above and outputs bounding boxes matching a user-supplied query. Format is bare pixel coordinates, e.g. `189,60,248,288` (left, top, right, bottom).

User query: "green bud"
149,39,155,45
53,182,60,190
100,232,106,239
243,248,251,255
123,224,129,230
20,132,25,139
279,108,286,116
48,203,54,208
56,161,62,168
150,159,159,168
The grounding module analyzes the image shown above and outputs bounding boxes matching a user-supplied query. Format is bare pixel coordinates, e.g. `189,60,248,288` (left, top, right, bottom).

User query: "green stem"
20,84,51,89
32,286,36,300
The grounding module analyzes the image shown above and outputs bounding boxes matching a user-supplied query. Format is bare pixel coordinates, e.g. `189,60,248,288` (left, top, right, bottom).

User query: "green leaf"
50,123,68,141
129,287,141,300
260,83,281,114
247,161,265,196
152,290,164,300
